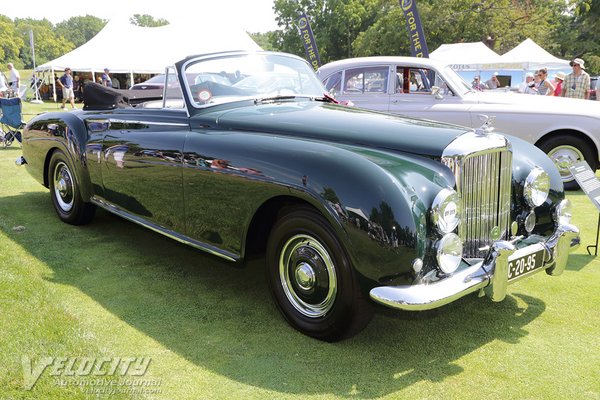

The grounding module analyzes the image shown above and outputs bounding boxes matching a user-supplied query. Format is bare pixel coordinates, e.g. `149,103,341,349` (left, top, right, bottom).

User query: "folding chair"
0,97,24,148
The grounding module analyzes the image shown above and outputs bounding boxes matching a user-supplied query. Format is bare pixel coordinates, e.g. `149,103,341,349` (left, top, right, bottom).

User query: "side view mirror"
431,86,444,100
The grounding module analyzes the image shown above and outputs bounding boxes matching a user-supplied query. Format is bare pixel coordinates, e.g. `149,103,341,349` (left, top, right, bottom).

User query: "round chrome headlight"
555,199,573,225
431,188,461,234
436,233,463,274
524,167,550,207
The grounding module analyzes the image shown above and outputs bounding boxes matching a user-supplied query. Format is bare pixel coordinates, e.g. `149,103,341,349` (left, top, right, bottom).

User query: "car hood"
199,100,470,158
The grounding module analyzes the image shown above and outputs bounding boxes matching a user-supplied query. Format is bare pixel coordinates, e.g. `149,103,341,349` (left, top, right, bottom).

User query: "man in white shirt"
7,63,20,90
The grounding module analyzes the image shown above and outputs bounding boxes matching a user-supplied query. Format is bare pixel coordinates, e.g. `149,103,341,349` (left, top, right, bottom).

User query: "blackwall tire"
48,150,96,225
266,206,372,341
540,135,597,190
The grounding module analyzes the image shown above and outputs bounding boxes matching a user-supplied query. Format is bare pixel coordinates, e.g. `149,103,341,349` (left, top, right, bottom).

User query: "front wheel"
266,207,372,341
48,150,96,225
539,135,598,190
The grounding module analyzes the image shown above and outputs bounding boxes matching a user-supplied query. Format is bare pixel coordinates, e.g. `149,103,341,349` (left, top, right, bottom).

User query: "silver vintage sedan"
318,56,600,189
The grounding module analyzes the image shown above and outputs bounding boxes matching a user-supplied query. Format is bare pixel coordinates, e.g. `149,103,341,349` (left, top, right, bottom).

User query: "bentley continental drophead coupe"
19,51,579,341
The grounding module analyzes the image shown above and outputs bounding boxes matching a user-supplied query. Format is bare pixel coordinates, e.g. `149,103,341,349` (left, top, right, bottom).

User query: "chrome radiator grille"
443,148,513,258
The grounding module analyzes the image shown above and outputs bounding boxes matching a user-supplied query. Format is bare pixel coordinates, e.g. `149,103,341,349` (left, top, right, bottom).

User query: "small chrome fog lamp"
432,188,461,234
436,233,463,274
555,199,573,225
524,167,550,207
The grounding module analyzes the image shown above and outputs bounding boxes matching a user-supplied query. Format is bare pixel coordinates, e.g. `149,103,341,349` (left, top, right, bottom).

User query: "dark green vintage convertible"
19,51,579,341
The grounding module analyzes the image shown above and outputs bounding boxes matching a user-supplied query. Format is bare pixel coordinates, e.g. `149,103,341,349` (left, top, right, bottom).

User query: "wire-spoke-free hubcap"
53,162,74,212
295,262,316,291
279,234,337,318
548,145,584,182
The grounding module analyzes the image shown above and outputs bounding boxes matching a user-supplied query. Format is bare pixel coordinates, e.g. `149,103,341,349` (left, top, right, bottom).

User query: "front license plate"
508,249,545,280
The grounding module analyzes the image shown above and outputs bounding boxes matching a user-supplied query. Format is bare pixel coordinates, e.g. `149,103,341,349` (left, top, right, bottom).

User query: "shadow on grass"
2,191,588,398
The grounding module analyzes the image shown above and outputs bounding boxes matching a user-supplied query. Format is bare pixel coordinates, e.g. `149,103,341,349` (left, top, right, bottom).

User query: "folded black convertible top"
83,82,163,110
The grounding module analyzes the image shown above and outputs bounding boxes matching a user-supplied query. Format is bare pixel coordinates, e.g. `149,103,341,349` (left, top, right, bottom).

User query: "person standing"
485,72,501,89
57,67,76,110
7,63,20,90
535,68,555,96
471,76,486,91
553,72,565,97
101,68,112,87
518,73,536,94
561,58,590,99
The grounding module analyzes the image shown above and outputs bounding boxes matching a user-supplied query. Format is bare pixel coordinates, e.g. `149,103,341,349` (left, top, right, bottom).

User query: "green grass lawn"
1,107,599,399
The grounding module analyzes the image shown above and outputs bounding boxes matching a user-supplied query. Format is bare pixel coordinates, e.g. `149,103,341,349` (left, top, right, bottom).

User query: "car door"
323,65,391,112
99,108,189,233
388,65,473,127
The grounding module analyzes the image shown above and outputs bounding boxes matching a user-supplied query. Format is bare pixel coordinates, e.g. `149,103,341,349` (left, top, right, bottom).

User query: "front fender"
229,134,455,288
23,112,93,200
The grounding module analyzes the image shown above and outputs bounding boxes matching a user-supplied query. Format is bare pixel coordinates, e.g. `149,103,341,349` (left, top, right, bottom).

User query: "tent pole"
51,66,56,103
129,71,134,89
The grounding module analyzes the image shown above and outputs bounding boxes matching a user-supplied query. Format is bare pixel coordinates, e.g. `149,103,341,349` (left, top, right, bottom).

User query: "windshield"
183,53,326,107
441,66,473,96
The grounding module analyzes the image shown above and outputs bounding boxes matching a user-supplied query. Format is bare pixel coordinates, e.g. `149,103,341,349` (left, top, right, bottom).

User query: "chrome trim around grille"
442,131,513,258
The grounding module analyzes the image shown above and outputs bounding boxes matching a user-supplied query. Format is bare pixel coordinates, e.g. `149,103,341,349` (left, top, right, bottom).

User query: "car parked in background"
318,56,600,189
590,76,598,101
19,51,579,341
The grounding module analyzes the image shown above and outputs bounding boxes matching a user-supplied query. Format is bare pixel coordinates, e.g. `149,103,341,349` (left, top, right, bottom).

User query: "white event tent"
429,42,503,71
36,15,262,97
498,38,570,71
430,39,570,72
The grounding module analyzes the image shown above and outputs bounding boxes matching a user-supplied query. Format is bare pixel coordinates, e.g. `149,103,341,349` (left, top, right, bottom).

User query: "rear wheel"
539,135,597,190
266,207,372,341
48,150,96,225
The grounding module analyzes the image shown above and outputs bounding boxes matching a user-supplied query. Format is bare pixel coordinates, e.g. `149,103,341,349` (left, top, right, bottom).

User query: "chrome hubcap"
548,145,584,182
279,234,337,318
294,262,316,291
53,162,74,212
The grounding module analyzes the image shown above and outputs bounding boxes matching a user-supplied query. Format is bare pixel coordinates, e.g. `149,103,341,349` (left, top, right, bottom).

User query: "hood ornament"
475,114,496,136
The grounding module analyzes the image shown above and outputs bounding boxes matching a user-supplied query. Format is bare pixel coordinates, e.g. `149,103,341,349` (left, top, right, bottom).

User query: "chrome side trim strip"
107,119,189,127
90,197,238,262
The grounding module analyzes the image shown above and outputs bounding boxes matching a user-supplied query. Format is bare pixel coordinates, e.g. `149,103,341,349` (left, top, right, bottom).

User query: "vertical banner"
297,12,321,71
399,0,429,57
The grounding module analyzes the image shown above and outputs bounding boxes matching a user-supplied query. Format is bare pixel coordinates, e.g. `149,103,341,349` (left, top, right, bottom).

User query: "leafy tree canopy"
269,0,599,74
130,14,169,27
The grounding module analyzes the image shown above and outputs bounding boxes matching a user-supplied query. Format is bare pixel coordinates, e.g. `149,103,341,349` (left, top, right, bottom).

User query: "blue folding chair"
0,97,23,148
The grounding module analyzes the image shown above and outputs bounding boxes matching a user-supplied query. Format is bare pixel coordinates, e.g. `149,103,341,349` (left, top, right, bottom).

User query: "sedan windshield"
442,66,473,96
183,53,327,107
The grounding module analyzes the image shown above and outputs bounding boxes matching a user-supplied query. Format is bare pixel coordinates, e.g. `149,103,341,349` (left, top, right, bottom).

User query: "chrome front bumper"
369,223,580,311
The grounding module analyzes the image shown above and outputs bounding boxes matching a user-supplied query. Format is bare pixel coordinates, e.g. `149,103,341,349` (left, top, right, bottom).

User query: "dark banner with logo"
399,0,429,57
297,12,321,71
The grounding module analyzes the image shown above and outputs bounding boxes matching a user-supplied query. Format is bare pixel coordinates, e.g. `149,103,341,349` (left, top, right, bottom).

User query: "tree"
271,0,573,63
249,31,277,51
0,15,23,66
130,14,169,27
15,18,75,68
55,15,106,48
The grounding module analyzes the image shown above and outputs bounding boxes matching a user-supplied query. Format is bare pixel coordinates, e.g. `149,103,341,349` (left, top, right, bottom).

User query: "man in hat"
561,58,590,99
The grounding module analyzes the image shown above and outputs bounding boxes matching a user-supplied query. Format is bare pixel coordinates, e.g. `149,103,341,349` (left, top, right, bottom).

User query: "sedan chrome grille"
442,132,513,259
